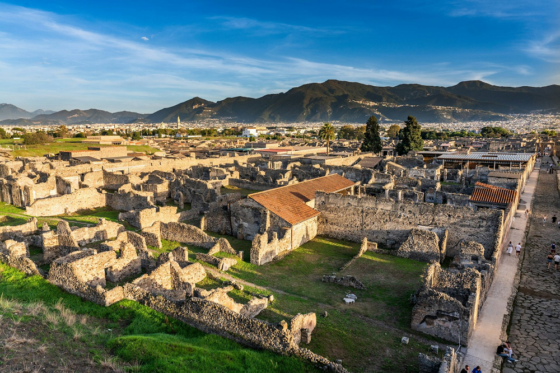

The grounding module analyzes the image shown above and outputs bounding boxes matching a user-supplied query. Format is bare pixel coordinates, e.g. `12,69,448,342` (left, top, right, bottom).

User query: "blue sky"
0,0,558,112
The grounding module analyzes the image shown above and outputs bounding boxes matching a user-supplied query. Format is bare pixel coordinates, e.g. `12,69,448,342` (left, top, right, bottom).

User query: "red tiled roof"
474,181,499,190
249,174,355,225
469,186,517,205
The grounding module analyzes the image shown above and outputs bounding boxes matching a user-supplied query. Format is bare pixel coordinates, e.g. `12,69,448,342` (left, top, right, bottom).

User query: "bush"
22,132,53,145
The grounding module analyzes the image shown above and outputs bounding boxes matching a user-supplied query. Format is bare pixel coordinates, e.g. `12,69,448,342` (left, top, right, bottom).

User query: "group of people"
506,241,522,257
546,243,560,270
460,342,517,373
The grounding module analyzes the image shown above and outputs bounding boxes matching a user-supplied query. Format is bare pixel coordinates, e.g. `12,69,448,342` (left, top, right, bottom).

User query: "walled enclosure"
315,192,503,259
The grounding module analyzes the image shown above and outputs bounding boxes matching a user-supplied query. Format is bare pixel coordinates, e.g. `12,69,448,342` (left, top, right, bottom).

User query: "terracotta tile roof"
249,174,355,225
469,185,517,205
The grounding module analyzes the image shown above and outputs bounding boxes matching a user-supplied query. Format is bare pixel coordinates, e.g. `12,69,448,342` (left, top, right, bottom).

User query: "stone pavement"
462,161,539,372
505,158,560,373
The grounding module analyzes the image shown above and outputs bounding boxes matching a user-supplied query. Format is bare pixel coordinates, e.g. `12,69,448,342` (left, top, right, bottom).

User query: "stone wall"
411,263,482,345
70,219,125,246
0,217,38,240
119,206,200,229
316,192,502,259
0,239,44,276
160,222,217,249
106,189,154,211
26,188,107,216
250,231,292,265
228,178,275,191
47,249,124,306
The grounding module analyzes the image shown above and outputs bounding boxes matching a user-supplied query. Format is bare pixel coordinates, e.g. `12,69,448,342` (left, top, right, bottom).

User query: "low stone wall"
119,206,200,229
0,217,38,240
160,222,217,249
47,250,124,306
0,239,43,276
71,219,125,246
26,188,107,216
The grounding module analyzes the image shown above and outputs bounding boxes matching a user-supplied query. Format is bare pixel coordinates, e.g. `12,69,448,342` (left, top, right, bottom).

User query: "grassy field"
0,263,318,372
0,138,159,158
152,234,442,372
221,185,261,197
0,203,443,371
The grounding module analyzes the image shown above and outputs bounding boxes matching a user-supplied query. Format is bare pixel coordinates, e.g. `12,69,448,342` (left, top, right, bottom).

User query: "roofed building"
229,174,356,264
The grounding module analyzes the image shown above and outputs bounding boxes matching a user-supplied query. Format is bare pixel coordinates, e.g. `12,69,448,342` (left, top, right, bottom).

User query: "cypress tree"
396,116,424,155
360,115,383,153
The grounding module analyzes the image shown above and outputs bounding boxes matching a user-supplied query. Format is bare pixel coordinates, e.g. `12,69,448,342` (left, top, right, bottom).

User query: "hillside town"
0,115,554,373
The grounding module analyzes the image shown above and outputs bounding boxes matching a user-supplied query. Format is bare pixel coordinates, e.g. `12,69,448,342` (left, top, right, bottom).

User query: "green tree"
396,116,424,155
249,135,256,142
318,122,336,155
0,128,8,139
22,132,52,145
56,125,69,138
387,124,400,138
338,125,355,140
360,115,382,153
73,132,86,138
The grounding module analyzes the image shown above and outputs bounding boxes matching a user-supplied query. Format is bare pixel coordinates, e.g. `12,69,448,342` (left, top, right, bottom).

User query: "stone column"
385,189,390,199
397,190,403,202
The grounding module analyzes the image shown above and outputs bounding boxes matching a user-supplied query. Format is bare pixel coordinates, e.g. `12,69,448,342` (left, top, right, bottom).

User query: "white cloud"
525,31,560,63
0,3,542,112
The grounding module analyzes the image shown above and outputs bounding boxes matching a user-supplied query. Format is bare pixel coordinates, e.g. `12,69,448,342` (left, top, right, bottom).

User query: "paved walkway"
462,161,539,372
504,158,560,373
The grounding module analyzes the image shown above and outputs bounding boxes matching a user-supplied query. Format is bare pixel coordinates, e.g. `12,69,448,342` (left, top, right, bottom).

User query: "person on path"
544,216,547,224
547,252,554,269
506,241,513,255
553,215,557,224
552,243,556,253
460,365,469,373
497,342,518,363
515,243,522,257
525,209,529,219
472,366,482,373
554,253,560,271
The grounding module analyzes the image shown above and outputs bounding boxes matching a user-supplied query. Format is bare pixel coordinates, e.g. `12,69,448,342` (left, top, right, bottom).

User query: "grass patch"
221,185,260,197
149,234,435,372
9,139,159,158
0,263,317,372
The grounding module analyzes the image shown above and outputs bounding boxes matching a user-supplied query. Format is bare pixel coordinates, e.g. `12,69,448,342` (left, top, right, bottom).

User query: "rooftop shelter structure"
437,152,535,170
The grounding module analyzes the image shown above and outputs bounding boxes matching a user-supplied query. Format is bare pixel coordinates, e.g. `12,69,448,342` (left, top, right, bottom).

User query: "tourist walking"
506,241,513,255
547,252,554,269
515,243,522,257
554,253,560,271
544,216,547,224
552,243,556,253
460,365,469,373
525,209,529,219
553,214,557,224
472,366,482,373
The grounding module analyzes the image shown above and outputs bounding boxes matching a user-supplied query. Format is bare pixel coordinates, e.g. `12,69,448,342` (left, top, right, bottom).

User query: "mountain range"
3,80,560,125
0,104,54,121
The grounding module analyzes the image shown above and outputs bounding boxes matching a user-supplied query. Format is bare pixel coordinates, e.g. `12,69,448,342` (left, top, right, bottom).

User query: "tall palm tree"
319,122,336,155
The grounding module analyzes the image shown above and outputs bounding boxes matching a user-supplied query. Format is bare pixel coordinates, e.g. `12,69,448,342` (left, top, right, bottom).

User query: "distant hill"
140,80,560,123
0,104,54,121
30,109,146,125
4,80,560,125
